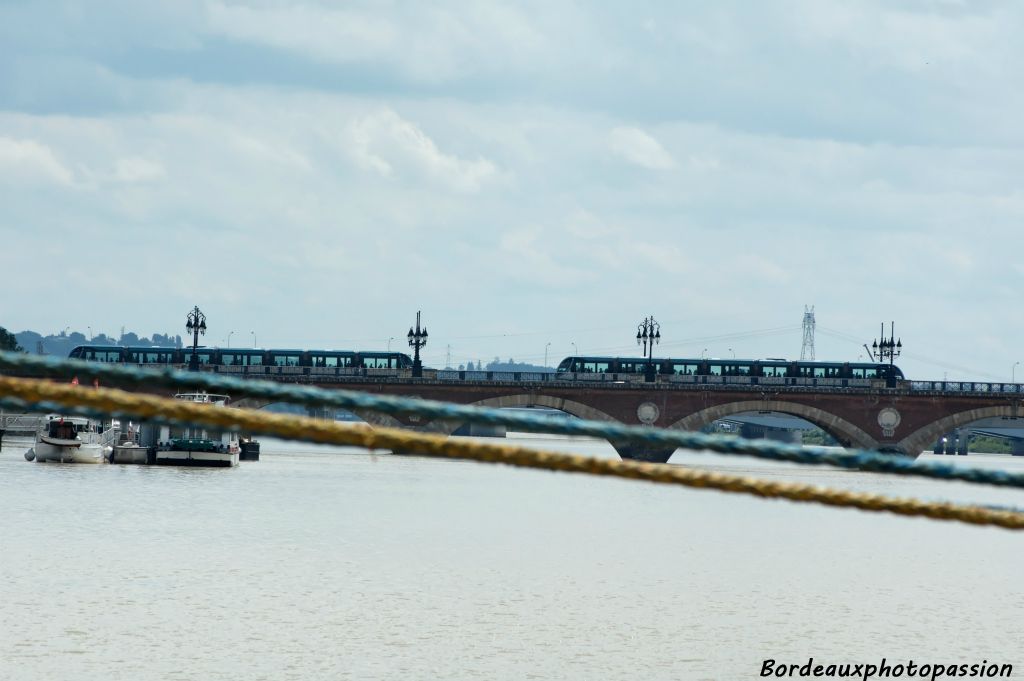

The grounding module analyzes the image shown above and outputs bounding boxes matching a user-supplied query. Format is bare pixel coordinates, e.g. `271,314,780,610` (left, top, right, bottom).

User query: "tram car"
555,356,905,387
68,345,414,376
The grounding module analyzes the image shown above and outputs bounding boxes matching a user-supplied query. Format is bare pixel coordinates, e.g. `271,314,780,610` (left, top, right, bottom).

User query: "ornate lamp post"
185,306,207,372
407,311,428,378
1013,361,1020,384
870,321,902,365
636,315,661,382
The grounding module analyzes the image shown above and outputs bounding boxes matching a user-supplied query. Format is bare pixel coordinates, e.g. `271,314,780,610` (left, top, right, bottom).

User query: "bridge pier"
610,441,677,464
738,423,803,446
932,432,964,455
452,423,507,438
957,430,970,455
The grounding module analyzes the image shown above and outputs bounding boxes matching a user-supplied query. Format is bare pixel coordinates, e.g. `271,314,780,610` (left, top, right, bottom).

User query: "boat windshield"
47,420,78,439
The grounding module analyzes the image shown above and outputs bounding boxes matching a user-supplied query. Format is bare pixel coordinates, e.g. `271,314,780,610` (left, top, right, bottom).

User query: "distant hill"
13,329,183,357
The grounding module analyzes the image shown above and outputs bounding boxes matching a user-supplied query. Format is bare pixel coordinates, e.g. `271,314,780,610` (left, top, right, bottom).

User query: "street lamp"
636,315,661,382
407,310,428,378
226,331,234,348
571,342,578,357
870,321,902,365
185,305,207,372
545,342,551,367
701,348,708,359
87,326,92,341
250,331,256,348
184,305,205,372
388,337,394,352
1014,362,1021,383
728,348,735,359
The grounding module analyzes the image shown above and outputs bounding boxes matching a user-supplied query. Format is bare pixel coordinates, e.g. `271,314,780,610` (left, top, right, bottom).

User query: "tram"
68,345,414,373
555,356,905,387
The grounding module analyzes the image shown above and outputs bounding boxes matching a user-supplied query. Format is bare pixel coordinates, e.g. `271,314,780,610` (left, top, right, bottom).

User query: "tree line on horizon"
1,327,183,357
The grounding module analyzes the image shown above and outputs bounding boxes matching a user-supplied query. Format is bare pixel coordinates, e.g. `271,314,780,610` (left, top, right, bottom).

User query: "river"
1,435,1021,680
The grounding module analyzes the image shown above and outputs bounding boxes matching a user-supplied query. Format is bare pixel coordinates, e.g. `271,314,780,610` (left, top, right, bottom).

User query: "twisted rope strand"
2,375,1023,531
2,351,1023,491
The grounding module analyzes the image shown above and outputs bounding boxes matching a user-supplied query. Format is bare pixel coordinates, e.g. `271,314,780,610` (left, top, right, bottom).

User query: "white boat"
30,415,111,464
110,421,154,464
154,392,240,467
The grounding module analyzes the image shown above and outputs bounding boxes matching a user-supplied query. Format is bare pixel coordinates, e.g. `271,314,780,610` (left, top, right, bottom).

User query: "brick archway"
897,405,1018,457
670,399,879,452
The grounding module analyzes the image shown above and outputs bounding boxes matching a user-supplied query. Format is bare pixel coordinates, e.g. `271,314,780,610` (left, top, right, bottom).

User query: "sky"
1,1,1022,379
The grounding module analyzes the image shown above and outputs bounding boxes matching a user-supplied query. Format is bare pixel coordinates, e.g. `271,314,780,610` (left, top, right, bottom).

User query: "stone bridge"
227,379,1024,462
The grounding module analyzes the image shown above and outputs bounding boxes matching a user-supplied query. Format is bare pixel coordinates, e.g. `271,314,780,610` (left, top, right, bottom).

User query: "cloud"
346,108,497,192
608,126,675,170
206,2,397,65
0,137,75,186
113,157,165,183
3,2,1024,377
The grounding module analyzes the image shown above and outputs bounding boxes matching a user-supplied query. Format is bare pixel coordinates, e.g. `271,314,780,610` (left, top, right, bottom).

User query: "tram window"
223,353,252,366
762,366,782,377
581,362,610,373
812,367,826,378
324,357,338,367
673,364,697,375
273,355,300,366
707,364,723,376
864,368,879,379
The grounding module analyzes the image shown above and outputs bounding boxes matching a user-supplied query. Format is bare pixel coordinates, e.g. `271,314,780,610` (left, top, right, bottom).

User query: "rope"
3,350,1024,491
2,375,1024,531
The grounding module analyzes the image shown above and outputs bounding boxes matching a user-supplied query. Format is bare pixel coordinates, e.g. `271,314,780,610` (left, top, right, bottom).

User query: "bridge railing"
0,413,47,432
140,364,895,389
910,381,1023,394
89,363,1024,394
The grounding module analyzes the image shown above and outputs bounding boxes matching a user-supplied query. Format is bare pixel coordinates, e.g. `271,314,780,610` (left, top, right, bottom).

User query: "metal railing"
0,413,47,432
909,381,1023,394
49,361,1024,396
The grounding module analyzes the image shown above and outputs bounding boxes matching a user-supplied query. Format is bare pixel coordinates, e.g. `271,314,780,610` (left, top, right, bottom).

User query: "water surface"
2,436,1021,680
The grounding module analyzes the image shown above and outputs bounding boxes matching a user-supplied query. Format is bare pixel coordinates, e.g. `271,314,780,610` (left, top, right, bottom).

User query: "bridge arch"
670,400,879,452
431,394,619,436
898,405,1018,457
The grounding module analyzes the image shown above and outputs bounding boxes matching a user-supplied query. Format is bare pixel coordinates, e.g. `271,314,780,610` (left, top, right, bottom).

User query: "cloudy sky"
2,1,1022,379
